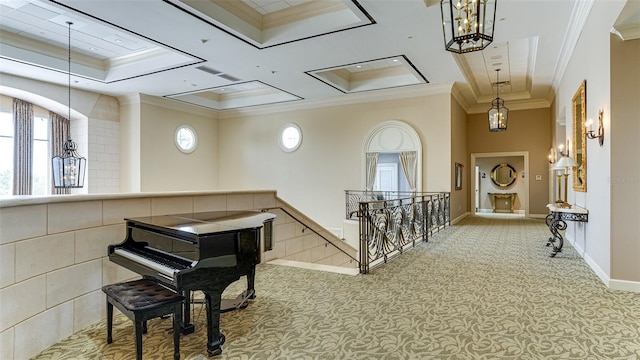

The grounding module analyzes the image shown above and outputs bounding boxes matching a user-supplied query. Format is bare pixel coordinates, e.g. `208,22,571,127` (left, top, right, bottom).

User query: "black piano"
108,210,275,356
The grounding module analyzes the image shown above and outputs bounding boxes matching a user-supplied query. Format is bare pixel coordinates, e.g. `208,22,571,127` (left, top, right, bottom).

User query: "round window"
278,123,302,152
175,125,197,153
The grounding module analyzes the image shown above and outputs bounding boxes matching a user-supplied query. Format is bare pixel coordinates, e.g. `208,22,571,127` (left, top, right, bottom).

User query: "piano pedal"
220,290,254,313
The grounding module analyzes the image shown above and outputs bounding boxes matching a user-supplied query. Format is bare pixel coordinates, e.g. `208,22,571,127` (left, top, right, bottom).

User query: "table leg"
546,213,566,257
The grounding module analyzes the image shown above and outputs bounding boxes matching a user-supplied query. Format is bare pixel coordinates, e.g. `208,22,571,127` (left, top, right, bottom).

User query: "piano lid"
125,211,276,238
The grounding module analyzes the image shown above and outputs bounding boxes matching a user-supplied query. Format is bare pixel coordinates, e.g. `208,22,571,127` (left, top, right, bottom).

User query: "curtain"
365,152,379,192
400,151,417,192
50,111,70,195
12,98,34,195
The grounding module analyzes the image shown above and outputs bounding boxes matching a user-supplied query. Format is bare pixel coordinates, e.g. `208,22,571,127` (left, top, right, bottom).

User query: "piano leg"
180,290,195,335
204,291,225,356
246,266,257,300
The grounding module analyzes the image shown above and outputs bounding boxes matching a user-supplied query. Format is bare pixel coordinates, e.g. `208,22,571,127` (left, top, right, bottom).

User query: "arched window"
363,120,422,193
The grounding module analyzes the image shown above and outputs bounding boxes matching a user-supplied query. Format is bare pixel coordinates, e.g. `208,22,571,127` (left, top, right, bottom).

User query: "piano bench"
102,279,184,360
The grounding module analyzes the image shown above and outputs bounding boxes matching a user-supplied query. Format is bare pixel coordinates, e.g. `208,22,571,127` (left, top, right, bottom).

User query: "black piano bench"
102,279,184,360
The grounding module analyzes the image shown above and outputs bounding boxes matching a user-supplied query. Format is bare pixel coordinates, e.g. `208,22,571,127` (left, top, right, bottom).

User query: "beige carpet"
33,216,640,359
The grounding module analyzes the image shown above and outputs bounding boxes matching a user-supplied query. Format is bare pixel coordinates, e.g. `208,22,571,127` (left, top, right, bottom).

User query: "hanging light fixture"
52,21,86,189
440,0,497,53
487,68,508,132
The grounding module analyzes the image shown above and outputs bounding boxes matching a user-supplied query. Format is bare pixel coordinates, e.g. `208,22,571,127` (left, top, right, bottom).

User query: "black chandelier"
52,21,86,188
488,68,508,132
440,0,497,53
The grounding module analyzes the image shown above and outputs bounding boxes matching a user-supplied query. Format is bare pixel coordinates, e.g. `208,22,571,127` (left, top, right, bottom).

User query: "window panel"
33,139,49,195
0,111,12,136
34,115,49,140
0,111,13,195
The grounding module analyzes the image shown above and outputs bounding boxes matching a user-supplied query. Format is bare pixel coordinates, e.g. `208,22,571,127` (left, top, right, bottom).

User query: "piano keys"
108,210,275,356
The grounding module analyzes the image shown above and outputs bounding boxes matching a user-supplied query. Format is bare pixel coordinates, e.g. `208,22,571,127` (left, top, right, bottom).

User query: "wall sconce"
586,109,604,146
548,147,557,164
558,142,569,157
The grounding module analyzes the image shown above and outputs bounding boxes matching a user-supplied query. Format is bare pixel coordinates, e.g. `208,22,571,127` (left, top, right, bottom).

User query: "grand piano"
108,210,276,356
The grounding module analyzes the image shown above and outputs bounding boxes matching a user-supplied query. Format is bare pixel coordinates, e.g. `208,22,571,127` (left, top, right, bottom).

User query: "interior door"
374,163,398,192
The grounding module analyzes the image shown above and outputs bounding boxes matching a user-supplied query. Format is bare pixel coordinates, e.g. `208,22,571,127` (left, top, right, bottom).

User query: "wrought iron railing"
345,191,450,273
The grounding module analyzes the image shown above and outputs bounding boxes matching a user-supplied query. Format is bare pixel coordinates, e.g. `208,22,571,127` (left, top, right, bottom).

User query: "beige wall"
610,35,640,282
135,96,219,192
467,108,551,215
450,95,468,219
217,93,452,230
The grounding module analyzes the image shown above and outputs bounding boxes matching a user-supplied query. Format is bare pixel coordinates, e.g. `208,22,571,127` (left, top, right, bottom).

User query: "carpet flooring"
32,215,640,359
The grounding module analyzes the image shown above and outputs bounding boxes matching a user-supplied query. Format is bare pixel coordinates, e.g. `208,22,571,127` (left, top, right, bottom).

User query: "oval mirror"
490,163,516,187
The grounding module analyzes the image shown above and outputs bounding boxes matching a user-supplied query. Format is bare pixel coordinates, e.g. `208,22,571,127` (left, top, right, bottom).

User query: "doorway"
471,151,529,217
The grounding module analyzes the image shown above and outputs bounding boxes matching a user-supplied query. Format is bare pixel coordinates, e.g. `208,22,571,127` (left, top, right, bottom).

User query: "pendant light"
487,68,508,132
440,0,497,53
52,21,86,188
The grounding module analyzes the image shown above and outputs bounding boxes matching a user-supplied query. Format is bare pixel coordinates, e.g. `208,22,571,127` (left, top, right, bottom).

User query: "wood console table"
488,193,517,213
545,204,588,257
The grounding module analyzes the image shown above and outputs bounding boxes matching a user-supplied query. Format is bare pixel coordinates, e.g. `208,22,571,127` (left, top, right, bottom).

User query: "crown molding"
450,82,469,111
118,93,217,118
218,82,455,119
551,0,595,90
612,23,640,41
467,98,550,114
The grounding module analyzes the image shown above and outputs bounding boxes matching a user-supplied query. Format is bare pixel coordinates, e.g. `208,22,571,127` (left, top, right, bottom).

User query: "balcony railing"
345,191,450,273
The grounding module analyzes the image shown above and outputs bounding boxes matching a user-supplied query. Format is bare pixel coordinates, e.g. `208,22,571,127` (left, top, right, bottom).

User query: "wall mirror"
571,80,587,192
490,163,516,187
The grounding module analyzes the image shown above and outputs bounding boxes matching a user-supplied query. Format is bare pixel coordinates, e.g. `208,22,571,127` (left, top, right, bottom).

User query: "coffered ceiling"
1,0,638,113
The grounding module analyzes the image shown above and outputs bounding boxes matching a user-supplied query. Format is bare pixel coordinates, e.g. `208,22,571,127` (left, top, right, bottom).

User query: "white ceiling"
1,0,638,113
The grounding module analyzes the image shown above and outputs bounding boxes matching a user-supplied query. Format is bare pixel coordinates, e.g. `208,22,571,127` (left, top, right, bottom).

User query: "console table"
488,193,517,213
545,204,588,257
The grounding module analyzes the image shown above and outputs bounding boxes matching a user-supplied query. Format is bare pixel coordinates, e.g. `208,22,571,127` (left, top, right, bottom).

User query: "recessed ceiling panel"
0,0,203,83
455,38,538,103
307,55,428,94
166,81,302,110
163,0,374,48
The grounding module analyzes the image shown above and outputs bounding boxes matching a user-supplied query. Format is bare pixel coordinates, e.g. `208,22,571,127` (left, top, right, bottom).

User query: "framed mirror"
571,80,587,192
490,163,516,187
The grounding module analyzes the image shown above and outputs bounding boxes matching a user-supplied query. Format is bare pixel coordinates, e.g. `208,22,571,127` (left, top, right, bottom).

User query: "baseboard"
451,212,470,225
552,233,639,292
528,213,548,219
583,251,611,288
609,279,640,292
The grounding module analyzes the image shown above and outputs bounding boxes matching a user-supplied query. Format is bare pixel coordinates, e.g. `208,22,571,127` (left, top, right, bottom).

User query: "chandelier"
488,68,508,132
440,0,497,53
52,21,86,188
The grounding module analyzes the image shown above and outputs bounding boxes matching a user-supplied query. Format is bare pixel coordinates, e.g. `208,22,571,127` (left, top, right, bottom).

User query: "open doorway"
471,151,529,217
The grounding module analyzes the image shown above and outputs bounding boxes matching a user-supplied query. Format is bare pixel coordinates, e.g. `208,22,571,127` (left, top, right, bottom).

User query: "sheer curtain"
400,151,417,192
12,98,33,195
50,111,70,195
365,152,379,192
